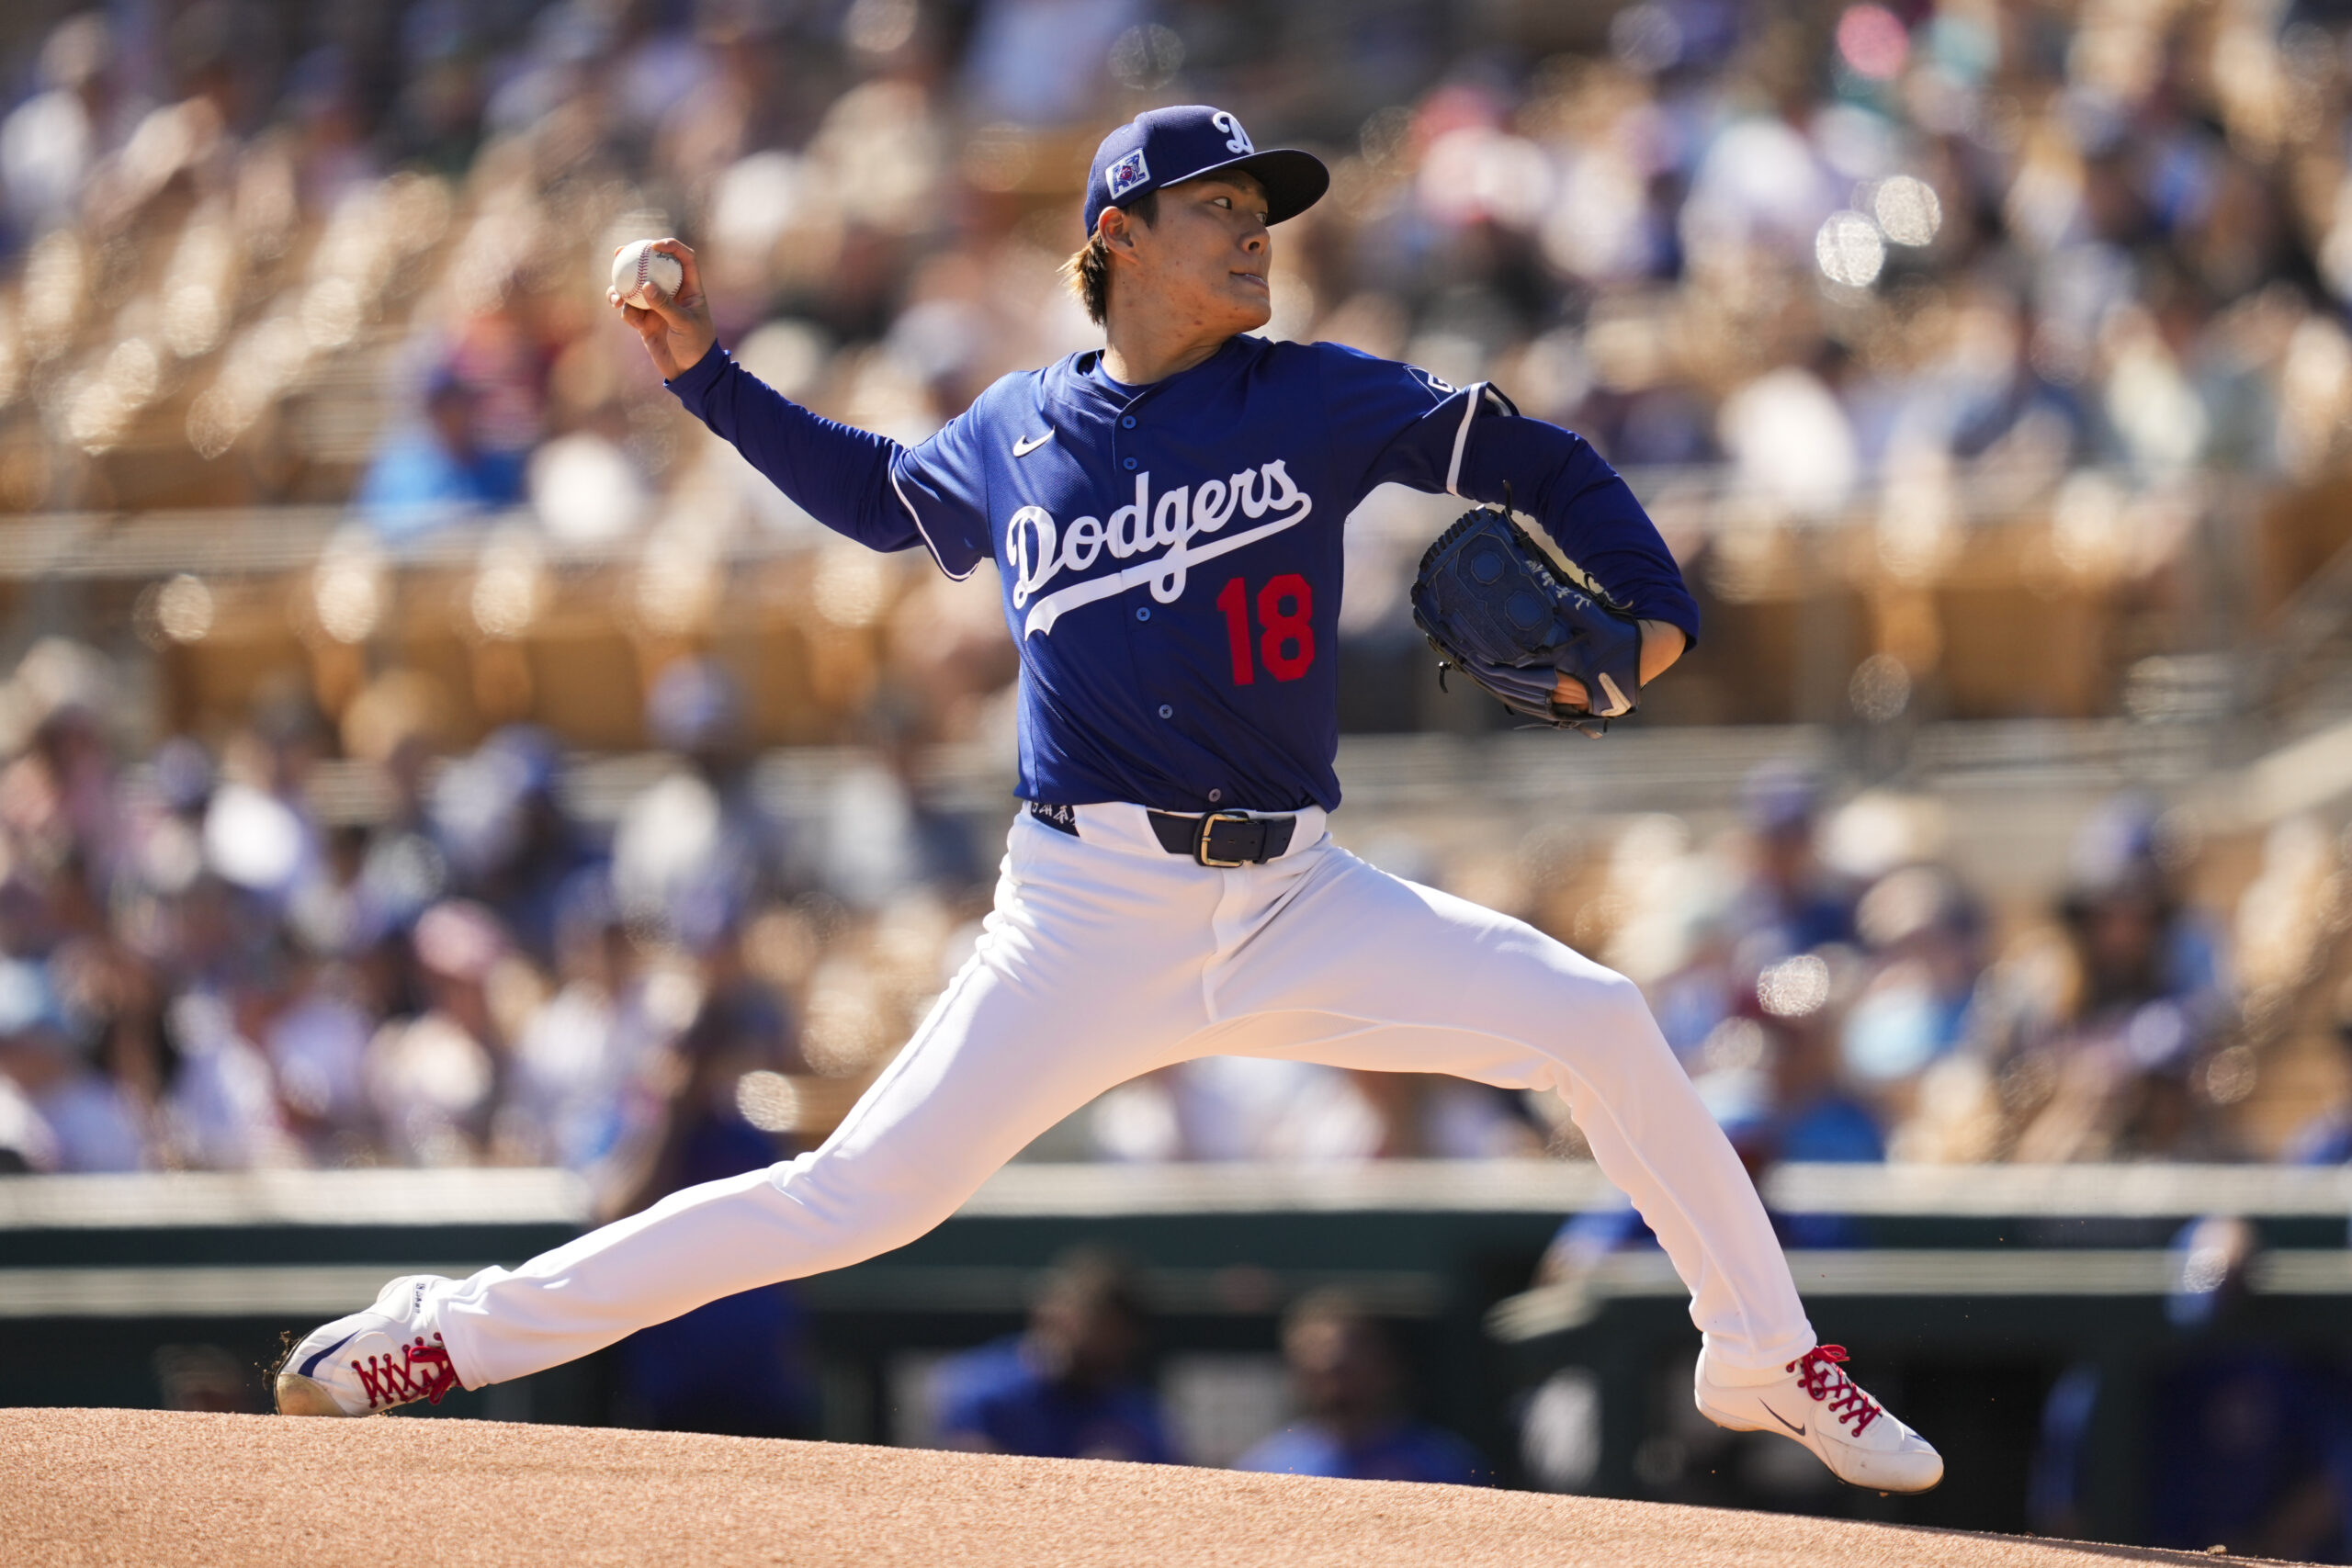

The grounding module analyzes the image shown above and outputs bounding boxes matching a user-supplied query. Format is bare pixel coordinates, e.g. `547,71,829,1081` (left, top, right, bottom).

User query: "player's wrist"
1636,620,1687,685
662,337,726,393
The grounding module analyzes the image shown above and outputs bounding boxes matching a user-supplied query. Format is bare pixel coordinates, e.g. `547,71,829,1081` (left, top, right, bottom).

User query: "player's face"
1131,173,1273,335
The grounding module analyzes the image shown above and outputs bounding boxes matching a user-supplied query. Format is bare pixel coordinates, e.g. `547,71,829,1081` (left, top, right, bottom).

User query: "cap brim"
1173,148,1330,225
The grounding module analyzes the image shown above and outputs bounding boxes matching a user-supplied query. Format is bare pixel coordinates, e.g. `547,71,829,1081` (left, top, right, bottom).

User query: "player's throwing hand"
609,238,716,381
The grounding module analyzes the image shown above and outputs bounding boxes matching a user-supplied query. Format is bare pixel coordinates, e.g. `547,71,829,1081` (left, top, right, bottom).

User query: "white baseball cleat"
274,1274,464,1417
1694,1343,1943,1494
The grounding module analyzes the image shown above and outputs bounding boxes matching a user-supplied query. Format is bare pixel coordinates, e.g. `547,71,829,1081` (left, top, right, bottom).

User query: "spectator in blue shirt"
1724,762,1860,963
355,367,526,540
933,1250,1173,1463
1759,1009,1887,1166
1235,1291,1487,1486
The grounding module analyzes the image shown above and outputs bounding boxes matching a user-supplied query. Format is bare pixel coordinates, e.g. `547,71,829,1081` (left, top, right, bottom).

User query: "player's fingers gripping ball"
1409,502,1644,732
611,239,684,308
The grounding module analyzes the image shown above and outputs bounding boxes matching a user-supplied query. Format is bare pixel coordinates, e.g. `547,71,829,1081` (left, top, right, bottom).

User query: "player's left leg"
1195,839,1941,1493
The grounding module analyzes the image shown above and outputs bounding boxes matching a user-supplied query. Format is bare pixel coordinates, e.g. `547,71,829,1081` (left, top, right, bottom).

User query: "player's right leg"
277,811,1212,1416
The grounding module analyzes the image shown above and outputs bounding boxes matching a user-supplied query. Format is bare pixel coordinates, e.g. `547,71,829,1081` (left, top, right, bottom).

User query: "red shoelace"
1788,1344,1882,1436
351,1335,461,1410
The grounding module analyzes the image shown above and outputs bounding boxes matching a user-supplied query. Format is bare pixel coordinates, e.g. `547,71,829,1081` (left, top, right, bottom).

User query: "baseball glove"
1408,500,1643,733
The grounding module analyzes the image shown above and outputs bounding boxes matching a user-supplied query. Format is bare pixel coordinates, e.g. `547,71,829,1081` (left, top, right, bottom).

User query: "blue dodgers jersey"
669,333,1698,815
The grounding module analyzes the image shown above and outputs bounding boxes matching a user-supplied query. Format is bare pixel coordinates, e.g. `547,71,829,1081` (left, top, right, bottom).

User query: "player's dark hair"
1062,190,1158,326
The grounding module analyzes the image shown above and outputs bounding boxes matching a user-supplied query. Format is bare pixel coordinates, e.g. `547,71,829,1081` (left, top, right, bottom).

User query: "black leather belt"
1147,808,1296,868
1026,802,1298,867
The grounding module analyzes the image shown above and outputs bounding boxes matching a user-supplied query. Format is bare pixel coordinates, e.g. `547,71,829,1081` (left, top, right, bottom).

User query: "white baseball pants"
434,805,1814,1388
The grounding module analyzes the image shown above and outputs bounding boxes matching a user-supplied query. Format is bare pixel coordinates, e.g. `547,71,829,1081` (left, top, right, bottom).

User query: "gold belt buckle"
1193,810,1255,868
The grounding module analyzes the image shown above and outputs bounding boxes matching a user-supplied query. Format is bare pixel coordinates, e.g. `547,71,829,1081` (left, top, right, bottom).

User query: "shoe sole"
1696,1394,1942,1495
274,1372,354,1417
1693,1397,1761,1433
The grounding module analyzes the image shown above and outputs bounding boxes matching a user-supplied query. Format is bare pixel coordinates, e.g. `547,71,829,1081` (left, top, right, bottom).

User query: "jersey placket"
1105,380,1175,737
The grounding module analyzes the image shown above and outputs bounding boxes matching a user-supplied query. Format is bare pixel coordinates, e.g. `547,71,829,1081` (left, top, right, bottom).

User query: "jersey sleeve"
887,407,992,581
1317,342,1699,645
1317,341,1468,499
665,344,988,579
1454,413,1699,645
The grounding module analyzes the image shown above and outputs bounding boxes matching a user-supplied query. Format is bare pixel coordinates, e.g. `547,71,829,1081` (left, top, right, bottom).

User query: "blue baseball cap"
1082,105,1329,238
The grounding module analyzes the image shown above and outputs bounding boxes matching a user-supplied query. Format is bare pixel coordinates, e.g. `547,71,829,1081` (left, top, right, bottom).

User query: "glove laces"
1790,1345,1882,1437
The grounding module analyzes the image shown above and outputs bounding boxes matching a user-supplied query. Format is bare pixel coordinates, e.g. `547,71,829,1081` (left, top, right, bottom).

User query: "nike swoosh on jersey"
1012,434,1053,457
1758,1398,1806,1437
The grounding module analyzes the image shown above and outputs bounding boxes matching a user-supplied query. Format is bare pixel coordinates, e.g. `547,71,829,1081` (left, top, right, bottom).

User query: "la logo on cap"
1107,149,1150,200
1080,106,1329,238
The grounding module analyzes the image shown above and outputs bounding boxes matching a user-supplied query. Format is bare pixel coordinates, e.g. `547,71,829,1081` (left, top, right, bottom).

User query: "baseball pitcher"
277,106,1940,1494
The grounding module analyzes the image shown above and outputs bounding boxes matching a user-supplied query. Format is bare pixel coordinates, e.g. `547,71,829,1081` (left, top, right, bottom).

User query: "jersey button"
1135,607,1150,622
1123,457,1138,470
1158,705,1173,719
1208,789,1222,803
1121,415,1136,429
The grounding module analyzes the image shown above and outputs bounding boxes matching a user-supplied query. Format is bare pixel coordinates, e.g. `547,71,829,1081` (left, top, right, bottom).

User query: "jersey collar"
1050,333,1261,414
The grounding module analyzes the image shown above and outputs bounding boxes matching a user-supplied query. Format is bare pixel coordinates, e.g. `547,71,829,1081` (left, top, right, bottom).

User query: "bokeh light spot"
736,1070,803,1133
1838,5,1910,81
1815,210,1886,287
155,574,214,644
1758,953,1832,1019
1873,175,1943,246
1849,653,1913,724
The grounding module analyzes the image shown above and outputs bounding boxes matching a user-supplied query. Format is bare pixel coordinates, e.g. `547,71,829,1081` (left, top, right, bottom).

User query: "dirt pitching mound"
0,1407,2302,1566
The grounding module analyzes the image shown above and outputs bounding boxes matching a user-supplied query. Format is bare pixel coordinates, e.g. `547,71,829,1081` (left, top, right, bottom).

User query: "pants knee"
1587,969,1665,1045
1534,965,1679,1101
775,1147,958,1258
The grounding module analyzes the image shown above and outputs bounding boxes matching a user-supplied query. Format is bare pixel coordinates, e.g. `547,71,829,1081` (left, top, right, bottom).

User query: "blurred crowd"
1577,764,2256,1173
0,635,993,1182
13,0,2352,592
6,618,2352,1180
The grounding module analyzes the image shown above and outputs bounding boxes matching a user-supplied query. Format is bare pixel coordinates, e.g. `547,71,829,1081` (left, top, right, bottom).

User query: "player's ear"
1099,207,1138,259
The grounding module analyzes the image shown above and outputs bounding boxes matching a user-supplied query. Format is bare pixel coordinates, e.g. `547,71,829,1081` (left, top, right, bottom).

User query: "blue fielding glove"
1409,503,1644,732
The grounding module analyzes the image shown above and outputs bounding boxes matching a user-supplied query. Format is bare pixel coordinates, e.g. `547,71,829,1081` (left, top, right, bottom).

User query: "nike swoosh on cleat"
297,1330,360,1379
1012,434,1052,457
1758,1398,1806,1437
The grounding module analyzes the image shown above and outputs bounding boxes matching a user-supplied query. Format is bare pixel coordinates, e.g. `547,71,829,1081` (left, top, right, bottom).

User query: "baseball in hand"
611,240,684,308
